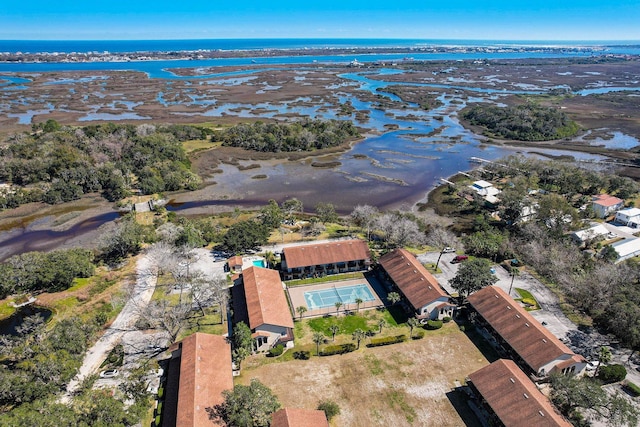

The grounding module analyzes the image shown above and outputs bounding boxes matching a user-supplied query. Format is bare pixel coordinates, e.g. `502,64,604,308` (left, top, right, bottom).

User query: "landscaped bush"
293,351,311,360
442,316,452,323
412,330,425,340
268,344,284,357
424,320,443,330
317,399,341,421
319,343,356,356
622,381,640,397
157,387,164,399
598,364,627,383
366,335,407,348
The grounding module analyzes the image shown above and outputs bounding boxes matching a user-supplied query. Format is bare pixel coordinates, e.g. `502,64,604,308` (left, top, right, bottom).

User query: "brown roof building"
227,255,243,273
467,286,585,377
281,239,370,280
378,248,455,320
240,266,294,351
468,359,572,427
162,333,233,427
271,408,330,427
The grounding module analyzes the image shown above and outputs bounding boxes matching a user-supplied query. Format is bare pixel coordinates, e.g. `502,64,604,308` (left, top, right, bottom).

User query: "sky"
2,0,639,41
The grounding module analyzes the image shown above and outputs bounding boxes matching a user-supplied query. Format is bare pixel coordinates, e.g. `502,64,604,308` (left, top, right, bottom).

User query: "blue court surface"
304,284,375,310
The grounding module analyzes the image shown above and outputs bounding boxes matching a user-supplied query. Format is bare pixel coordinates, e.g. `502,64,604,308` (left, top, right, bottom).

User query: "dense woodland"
214,119,360,152
462,103,579,141
0,121,205,208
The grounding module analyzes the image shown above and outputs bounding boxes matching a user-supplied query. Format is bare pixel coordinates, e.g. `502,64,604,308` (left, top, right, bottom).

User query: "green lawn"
308,314,370,335
0,300,17,319
514,288,541,310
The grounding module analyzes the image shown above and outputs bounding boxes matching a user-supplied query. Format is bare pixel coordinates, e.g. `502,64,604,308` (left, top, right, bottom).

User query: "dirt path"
61,256,157,402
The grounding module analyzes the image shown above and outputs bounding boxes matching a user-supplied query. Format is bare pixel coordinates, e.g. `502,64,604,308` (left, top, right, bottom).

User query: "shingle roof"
467,286,579,373
271,408,330,427
593,194,624,207
176,333,233,427
243,266,294,330
282,240,370,269
378,248,448,310
468,359,572,427
228,255,243,267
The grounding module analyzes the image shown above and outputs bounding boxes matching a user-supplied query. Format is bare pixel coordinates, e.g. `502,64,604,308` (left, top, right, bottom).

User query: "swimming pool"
304,284,375,310
252,259,266,268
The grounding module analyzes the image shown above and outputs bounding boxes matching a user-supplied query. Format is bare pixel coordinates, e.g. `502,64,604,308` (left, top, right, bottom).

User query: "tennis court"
304,283,375,310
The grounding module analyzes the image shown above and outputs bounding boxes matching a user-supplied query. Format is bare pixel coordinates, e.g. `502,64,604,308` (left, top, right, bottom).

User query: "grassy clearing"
286,272,365,286
0,299,17,319
514,287,541,310
182,139,215,153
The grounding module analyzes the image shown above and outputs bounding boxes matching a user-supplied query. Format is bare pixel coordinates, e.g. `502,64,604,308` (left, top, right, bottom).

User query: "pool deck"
287,278,384,319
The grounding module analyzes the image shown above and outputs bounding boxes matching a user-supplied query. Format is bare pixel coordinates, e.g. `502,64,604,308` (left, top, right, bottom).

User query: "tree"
595,346,612,377
259,199,283,229
387,292,401,306
209,379,281,427
232,322,253,367
329,324,340,341
312,332,325,356
281,198,303,220
315,202,338,224
334,301,343,316
99,216,145,264
508,267,520,296
222,220,270,253
600,245,619,263
264,251,276,269
449,258,498,298
350,204,379,241
317,399,340,421
378,319,386,333
296,305,307,320
354,297,363,313
428,226,460,268
407,317,419,339
352,328,366,349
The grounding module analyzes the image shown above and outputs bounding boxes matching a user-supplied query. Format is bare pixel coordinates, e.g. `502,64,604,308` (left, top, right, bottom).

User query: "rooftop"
592,194,624,207
282,239,370,269
378,248,448,310
243,266,294,330
467,286,579,373
271,408,329,427
468,359,571,427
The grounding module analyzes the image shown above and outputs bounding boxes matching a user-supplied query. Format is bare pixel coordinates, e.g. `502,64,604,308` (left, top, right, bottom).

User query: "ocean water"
1,38,640,54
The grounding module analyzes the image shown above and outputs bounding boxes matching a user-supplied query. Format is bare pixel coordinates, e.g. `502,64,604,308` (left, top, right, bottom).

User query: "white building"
571,224,610,245
592,194,624,219
612,238,640,263
469,180,501,197
615,208,640,228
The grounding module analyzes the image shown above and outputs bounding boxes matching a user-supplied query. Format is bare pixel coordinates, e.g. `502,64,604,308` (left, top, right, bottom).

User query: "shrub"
442,316,452,323
293,350,311,360
155,415,161,426
412,330,425,340
317,399,341,421
598,364,627,383
320,343,356,356
268,344,284,357
459,325,465,332
157,387,164,399
424,320,443,330
366,335,406,348
623,381,640,397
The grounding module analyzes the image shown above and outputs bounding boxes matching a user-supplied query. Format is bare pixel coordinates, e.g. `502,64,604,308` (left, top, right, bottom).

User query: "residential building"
280,239,371,280
612,238,640,263
227,255,243,273
469,180,501,205
271,408,330,427
592,194,624,218
615,207,640,228
571,223,610,245
467,359,572,427
378,248,455,321
467,286,586,378
162,333,233,427
233,266,294,351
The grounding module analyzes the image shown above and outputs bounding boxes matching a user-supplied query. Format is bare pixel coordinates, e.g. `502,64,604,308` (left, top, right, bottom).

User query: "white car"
586,361,598,371
99,369,119,378
442,247,455,253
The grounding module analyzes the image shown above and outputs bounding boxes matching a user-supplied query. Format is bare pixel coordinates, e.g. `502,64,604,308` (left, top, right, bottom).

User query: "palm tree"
329,324,340,342
387,292,401,306
312,332,325,356
508,267,520,296
264,251,276,269
352,328,366,349
595,346,612,377
296,306,307,321
377,319,386,333
407,317,420,339
334,301,343,316
355,297,363,313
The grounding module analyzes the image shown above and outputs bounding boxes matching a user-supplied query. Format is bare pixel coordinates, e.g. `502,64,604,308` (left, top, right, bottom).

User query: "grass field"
238,322,488,426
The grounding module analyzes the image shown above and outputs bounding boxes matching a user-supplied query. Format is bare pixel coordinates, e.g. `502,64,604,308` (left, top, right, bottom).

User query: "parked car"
442,247,455,253
450,255,468,264
586,361,598,372
99,369,119,378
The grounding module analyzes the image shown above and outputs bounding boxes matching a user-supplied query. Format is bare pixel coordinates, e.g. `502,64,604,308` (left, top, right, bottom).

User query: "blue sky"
2,0,639,41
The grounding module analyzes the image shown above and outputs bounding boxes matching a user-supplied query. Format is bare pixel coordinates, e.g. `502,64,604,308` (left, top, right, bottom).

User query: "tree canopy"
449,258,498,297
208,379,281,427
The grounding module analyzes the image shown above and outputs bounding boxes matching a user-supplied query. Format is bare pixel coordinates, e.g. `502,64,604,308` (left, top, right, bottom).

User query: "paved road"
62,256,157,402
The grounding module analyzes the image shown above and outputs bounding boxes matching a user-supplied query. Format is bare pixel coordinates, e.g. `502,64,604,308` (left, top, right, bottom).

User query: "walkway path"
61,256,157,402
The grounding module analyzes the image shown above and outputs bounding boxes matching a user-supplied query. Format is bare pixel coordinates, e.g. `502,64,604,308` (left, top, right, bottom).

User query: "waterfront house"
378,248,455,321
467,286,586,379
233,266,294,351
280,239,371,280
162,333,233,427
592,194,624,218
467,359,572,427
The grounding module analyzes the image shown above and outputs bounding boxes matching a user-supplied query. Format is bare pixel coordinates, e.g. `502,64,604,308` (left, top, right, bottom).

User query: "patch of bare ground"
236,323,487,426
